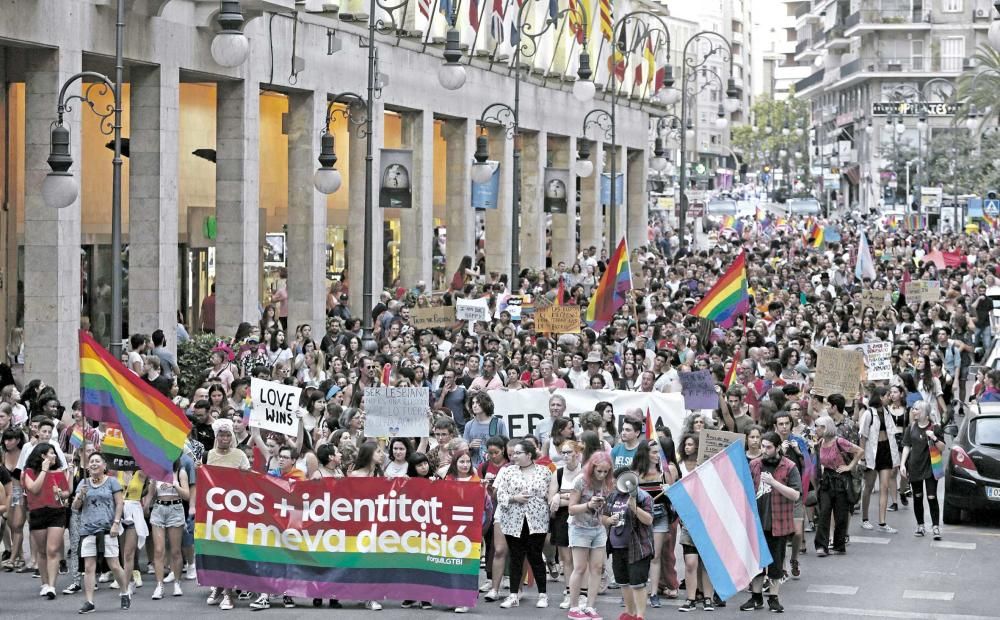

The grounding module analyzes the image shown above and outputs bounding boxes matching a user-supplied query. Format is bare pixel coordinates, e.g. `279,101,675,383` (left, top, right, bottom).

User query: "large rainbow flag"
689,252,749,328
585,237,633,331
79,331,191,481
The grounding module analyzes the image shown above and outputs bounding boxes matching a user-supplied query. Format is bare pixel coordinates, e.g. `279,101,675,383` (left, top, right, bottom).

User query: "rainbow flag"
806,222,823,248
689,252,749,329
929,441,944,480
585,237,633,331
79,331,192,482
723,350,741,390
983,214,997,234
645,407,656,441
69,426,85,449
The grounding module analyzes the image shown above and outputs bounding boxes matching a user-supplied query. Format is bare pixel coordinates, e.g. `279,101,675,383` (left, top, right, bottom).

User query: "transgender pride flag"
665,441,772,600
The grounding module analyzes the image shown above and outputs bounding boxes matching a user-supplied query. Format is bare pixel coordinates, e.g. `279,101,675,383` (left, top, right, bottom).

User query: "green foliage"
730,94,813,188
957,45,1000,129
177,334,218,398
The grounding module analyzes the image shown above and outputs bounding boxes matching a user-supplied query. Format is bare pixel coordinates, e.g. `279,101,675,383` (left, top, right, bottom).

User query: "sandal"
1,560,13,572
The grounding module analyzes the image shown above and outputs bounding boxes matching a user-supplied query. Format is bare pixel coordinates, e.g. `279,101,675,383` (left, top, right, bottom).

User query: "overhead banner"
487,388,685,441
378,148,413,209
471,161,500,210
544,168,570,214
249,378,303,436
363,387,430,437
193,467,484,607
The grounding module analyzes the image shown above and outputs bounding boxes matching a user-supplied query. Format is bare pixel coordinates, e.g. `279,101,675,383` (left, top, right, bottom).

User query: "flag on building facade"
585,236,632,331
598,0,612,41
664,441,772,601
79,331,192,482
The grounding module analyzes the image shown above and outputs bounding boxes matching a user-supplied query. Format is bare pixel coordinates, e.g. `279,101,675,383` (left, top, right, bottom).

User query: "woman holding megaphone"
600,465,655,620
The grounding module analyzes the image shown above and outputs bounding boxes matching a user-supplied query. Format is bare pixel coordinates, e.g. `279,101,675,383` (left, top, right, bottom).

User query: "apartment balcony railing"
795,68,825,92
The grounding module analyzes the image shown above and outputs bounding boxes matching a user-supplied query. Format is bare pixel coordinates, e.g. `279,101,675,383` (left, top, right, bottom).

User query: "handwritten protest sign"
101,425,137,472
697,429,745,464
455,298,490,322
906,280,940,305
846,341,892,381
410,306,455,329
536,305,581,334
812,347,864,398
678,370,719,410
249,378,302,436
860,289,891,311
363,387,430,437
194,467,484,607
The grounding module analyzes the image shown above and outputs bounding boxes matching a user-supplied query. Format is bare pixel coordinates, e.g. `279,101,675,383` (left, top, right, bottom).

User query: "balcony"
795,68,825,94
822,55,965,91
844,9,933,36
822,24,851,50
794,37,822,61
794,2,810,18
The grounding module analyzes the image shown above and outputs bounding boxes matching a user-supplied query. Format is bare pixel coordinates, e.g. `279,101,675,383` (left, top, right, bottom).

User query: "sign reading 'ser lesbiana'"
193,467,485,607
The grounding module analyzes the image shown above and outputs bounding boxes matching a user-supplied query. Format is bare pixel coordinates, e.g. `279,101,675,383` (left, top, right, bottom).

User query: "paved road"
1,506,997,620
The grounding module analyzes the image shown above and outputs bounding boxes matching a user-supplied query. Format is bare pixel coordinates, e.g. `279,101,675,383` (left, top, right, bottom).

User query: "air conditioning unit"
976,8,988,17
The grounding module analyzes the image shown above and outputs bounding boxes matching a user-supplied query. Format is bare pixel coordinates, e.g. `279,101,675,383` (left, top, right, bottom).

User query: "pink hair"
582,451,614,494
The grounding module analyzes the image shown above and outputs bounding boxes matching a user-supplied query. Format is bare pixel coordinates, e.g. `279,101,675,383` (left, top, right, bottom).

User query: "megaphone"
616,471,640,496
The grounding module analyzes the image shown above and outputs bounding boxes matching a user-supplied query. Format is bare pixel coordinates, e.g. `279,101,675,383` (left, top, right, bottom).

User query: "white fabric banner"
486,388,686,442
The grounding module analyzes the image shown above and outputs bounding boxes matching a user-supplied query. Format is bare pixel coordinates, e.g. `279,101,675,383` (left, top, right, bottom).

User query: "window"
940,36,965,71
942,0,962,12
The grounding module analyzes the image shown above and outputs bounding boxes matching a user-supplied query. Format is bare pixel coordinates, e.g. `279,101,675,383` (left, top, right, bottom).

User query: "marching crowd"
0,208,993,618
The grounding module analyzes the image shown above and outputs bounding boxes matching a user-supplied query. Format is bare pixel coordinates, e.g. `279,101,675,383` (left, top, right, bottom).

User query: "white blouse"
493,464,552,536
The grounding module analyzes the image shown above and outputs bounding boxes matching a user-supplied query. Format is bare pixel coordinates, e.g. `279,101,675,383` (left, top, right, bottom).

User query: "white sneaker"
501,577,510,590
132,570,143,588
184,564,197,581
454,606,469,613
877,524,897,534
98,571,113,583
536,594,549,608
559,595,572,609
219,595,234,611
109,579,119,590
173,583,183,597
152,584,164,600
365,600,383,611
484,589,500,602
500,594,519,608
207,587,222,605
861,520,874,530
480,580,493,592
163,571,175,584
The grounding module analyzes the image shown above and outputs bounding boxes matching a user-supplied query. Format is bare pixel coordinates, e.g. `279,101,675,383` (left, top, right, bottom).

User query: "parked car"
706,199,737,223
942,409,1000,524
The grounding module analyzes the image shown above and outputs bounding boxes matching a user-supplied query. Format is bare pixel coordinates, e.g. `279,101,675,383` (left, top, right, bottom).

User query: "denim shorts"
652,512,669,534
151,502,186,529
568,524,607,549
182,514,194,546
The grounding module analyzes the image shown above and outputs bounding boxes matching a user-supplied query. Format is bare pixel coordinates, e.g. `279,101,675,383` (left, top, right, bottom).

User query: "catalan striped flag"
806,222,823,248
79,331,192,482
585,236,632,331
665,441,771,601
598,0,612,41
567,0,589,44
983,214,997,234
689,251,749,329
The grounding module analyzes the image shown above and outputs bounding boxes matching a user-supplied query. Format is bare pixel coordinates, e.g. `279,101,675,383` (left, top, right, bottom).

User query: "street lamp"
446,0,596,282
575,138,595,178
314,92,370,196
587,10,673,253
438,25,467,91
676,31,740,250
211,1,251,68
42,0,127,358
715,104,729,129
650,137,668,172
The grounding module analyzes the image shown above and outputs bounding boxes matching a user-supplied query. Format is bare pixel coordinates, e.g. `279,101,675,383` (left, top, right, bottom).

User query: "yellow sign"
409,306,455,329
535,305,582,334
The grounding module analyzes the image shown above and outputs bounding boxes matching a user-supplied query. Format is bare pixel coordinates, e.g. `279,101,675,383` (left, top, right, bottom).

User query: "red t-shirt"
22,468,70,511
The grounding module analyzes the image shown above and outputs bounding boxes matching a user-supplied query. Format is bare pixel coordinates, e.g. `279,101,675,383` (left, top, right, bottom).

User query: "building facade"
792,0,992,214
0,0,661,400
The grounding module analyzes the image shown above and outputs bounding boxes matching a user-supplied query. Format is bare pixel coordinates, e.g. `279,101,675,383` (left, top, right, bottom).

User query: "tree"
730,93,813,194
957,45,1000,130
924,129,981,198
